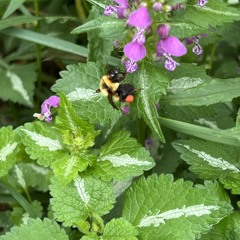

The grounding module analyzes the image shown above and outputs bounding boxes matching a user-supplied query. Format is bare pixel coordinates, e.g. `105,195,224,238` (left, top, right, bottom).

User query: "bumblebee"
96,68,136,110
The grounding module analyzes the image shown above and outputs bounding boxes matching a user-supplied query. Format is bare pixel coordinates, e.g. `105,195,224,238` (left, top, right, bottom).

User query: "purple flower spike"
124,41,146,61
197,0,208,7
125,59,138,73
33,95,60,122
127,6,152,29
161,36,187,57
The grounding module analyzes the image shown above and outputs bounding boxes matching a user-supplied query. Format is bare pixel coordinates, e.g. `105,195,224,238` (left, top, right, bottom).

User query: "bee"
96,68,136,110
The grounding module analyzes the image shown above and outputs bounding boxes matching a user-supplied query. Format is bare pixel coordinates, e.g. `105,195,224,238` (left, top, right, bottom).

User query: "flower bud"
153,2,162,11
156,24,171,39
162,4,172,12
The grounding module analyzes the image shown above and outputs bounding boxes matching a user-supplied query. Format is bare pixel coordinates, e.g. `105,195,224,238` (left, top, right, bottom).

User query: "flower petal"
113,0,129,8
124,41,146,61
162,36,187,57
127,6,152,29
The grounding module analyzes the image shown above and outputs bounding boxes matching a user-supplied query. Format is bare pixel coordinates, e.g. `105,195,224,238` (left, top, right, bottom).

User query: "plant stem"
34,0,42,93
0,178,38,218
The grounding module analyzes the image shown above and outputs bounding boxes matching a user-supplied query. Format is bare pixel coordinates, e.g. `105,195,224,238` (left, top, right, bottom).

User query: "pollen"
125,95,134,103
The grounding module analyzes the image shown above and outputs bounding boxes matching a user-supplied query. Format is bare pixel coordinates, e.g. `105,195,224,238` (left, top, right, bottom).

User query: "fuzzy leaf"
51,62,122,125
200,212,240,240
123,174,232,240
162,64,240,106
92,131,155,181
103,218,138,240
134,62,169,142
9,163,51,192
87,6,115,65
50,176,115,226
0,126,20,178
18,122,66,167
173,139,240,194
72,16,126,40
0,218,68,240
172,0,240,30
0,64,37,106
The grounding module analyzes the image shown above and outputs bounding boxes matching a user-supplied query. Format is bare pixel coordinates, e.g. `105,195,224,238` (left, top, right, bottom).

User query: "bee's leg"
107,93,119,110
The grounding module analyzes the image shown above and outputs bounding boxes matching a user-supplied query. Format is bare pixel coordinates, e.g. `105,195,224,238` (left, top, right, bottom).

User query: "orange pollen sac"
125,95,134,103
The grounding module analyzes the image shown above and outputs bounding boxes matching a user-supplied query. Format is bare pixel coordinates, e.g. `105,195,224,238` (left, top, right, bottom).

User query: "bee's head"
107,68,126,83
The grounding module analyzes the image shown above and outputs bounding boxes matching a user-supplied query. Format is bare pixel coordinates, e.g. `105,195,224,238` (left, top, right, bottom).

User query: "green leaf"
122,174,232,240
18,122,66,167
103,218,138,240
159,117,240,147
160,104,215,123
0,126,20,178
92,131,155,181
200,212,240,240
0,218,68,240
173,139,240,194
51,154,96,185
0,64,37,106
0,16,40,30
72,16,126,40
51,62,122,125
134,62,169,142
0,211,13,235
9,163,51,192
87,6,115,65
56,93,100,147
2,0,26,19
162,64,240,106
172,0,240,29
50,176,115,226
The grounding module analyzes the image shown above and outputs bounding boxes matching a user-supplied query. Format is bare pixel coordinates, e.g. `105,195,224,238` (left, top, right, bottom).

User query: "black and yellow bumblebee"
96,68,136,110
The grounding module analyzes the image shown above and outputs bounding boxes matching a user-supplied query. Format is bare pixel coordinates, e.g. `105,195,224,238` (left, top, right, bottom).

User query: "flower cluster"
184,34,208,56
104,1,207,73
33,95,60,122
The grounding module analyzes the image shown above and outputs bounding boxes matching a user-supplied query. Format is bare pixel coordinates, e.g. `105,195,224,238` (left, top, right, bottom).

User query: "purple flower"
125,59,138,73
156,36,187,71
124,41,146,61
121,105,130,115
104,6,117,16
197,0,208,7
185,34,207,56
156,24,171,39
157,36,187,57
104,0,129,18
145,138,153,150
127,6,152,29
33,95,60,122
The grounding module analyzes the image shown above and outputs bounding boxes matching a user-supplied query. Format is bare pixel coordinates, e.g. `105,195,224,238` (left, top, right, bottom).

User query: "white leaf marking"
67,88,98,101
100,154,152,167
182,144,240,172
0,142,18,161
7,71,31,104
74,177,90,204
15,165,26,189
21,129,63,151
168,77,204,94
29,163,49,175
138,204,220,227
64,156,76,177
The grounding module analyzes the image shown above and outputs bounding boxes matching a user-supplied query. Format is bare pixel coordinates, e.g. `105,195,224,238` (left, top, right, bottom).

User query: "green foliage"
173,139,240,194
92,131,155,181
0,126,20,178
50,176,115,227
0,218,68,240
123,174,232,240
